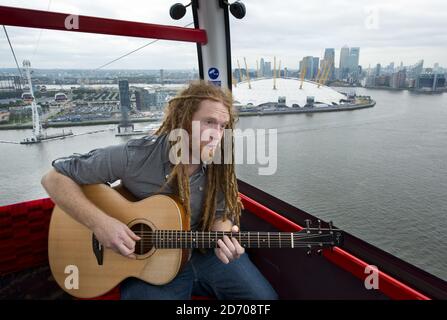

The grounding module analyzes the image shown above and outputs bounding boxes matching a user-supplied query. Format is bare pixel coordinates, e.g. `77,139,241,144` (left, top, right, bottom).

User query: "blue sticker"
208,67,220,80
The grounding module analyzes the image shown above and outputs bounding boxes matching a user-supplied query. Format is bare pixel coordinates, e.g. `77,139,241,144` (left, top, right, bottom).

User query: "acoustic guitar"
48,183,344,298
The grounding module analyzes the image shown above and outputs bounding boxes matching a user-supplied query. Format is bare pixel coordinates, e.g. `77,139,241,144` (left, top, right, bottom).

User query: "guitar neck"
136,230,337,249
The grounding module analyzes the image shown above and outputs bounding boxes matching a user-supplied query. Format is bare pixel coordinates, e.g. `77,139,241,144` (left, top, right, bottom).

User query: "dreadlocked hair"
155,80,243,231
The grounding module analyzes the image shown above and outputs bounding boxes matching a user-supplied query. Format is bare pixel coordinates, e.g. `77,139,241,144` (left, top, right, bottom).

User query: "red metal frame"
0,195,432,300
239,193,430,300
0,5,207,44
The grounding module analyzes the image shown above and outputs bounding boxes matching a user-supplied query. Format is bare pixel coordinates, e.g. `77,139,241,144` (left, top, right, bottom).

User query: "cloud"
1,0,446,70
231,0,447,68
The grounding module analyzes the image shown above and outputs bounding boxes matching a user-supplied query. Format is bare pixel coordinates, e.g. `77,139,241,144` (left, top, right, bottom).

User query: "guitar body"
48,184,343,299
48,184,190,298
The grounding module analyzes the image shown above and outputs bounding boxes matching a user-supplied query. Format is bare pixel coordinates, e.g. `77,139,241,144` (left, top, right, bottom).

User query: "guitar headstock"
297,219,344,256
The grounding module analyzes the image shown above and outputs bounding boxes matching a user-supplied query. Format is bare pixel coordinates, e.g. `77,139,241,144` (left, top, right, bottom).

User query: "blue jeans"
120,249,278,300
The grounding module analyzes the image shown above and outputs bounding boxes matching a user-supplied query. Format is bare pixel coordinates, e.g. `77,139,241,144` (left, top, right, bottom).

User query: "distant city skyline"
0,54,444,74
0,0,446,70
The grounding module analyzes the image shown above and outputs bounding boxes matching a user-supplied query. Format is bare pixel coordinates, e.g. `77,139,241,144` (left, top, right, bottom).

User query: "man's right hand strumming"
41,169,141,260
91,215,141,259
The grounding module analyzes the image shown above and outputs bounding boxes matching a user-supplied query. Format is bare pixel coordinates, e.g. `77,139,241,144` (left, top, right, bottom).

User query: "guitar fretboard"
134,230,337,249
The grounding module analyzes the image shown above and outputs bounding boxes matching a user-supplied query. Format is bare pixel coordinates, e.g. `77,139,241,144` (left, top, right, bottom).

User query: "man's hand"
214,224,245,264
92,215,141,259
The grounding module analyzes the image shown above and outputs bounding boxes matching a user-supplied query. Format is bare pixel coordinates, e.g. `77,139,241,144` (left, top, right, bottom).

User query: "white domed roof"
232,78,345,106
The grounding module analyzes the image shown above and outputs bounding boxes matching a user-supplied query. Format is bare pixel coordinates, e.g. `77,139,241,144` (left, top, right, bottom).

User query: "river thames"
1,87,446,281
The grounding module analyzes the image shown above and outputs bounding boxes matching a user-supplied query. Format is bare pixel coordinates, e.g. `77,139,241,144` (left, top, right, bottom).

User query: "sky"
0,0,446,70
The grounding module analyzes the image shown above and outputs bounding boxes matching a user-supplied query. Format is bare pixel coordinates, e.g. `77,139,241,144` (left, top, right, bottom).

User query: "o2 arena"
232,77,375,114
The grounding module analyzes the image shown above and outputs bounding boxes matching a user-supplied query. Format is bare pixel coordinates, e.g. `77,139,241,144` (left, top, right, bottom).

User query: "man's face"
191,99,230,161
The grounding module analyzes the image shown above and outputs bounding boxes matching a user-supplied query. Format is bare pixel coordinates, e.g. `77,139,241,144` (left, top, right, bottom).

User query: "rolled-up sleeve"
52,143,128,185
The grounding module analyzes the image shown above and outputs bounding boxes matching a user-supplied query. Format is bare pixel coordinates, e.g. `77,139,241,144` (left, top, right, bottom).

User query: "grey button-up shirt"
52,133,225,230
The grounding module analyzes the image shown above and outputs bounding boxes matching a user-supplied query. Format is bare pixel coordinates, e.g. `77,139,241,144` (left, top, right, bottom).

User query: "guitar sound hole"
130,223,153,255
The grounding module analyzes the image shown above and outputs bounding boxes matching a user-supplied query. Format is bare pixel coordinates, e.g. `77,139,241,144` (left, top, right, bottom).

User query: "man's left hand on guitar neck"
212,218,245,264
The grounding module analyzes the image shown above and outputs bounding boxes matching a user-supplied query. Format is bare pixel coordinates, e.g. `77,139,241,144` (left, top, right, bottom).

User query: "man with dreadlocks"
41,81,278,300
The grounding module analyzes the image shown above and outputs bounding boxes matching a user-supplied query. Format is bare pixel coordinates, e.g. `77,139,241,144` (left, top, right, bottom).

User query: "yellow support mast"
316,63,324,87
320,63,332,87
317,62,327,88
237,59,243,83
273,56,277,90
244,57,252,89
300,65,307,89
278,60,281,79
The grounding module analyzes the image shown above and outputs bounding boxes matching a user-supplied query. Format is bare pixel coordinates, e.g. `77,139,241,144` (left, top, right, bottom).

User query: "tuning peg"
306,244,312,257
317,243,323,255
305,219,311,233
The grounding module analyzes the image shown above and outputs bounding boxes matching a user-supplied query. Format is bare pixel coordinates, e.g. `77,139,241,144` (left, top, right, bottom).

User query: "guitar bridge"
92,234,104,265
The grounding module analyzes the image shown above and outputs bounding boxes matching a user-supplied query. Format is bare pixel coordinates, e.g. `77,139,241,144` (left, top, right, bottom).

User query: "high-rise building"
389,62,395,72
339,46,360,80
390,69,407,88
118,80,130,109
300,56,315,79
383,62,395,74
349,47,360,76
339,46,350,79
312,57,319,80
408,60,424,79
260,58,265,77
324,48,335,80
135,89,144,111
298,56,320,79
118,79,131,129
264,61,272,77
375,64,381,77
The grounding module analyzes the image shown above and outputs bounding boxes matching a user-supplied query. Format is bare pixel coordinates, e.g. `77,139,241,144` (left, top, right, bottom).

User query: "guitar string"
131,232,335,240
132,229,337,233
133,235,336,245
132,231,337,238
133,238,335,245
131,244,334,250
134,238,334,244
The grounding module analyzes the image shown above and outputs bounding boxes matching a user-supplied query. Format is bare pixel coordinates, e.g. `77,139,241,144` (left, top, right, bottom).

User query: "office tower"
324,48,335,80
